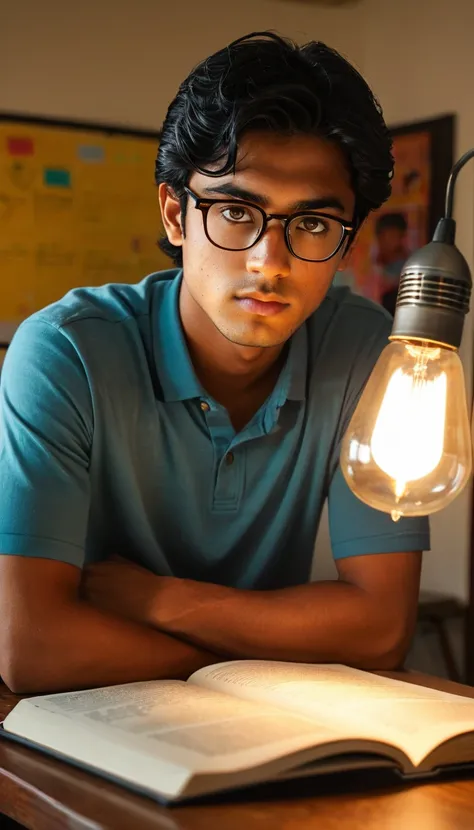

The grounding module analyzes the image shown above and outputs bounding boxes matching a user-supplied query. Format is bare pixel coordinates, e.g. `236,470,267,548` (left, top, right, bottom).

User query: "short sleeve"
327,300,430,558
328,466,430,559
0,319,93,566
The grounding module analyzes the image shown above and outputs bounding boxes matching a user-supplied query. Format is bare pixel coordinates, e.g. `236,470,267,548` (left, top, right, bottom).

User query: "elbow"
2,670,32,696
1,658,30,695
356,621,415,671
366,646,406,672
2,663,62,696
1,653,48,695
1,636,60,695
1,638,24,693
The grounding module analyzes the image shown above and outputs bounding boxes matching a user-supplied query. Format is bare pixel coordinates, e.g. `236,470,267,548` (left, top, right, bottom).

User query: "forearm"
153,578,411,669
5,599,217,694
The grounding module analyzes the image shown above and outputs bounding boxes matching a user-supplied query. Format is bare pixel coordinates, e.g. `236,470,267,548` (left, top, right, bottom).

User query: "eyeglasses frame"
183,186,355,263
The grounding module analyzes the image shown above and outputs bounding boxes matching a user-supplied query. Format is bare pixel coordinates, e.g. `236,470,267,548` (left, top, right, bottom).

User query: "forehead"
237,131,350,181
193,131,355,211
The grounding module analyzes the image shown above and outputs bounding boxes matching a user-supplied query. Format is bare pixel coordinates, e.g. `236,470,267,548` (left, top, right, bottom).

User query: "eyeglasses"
184,187,355,263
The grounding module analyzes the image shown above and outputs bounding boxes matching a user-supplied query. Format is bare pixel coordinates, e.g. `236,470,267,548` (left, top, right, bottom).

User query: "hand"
81,556,171,626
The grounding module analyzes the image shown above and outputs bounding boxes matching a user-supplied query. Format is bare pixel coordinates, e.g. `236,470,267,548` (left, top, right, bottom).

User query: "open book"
3,660,474,803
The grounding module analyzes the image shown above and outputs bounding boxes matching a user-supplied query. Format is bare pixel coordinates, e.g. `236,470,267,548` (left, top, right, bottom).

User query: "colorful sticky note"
78,144,105,162
7,136,34,156
44,168,71,188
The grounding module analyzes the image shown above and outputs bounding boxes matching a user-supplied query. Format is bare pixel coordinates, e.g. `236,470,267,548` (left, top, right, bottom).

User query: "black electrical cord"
445,148,474,219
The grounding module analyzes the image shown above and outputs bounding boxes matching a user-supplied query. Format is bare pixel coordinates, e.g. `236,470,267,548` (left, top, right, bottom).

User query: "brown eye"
221,205,253,223
298,217,327,234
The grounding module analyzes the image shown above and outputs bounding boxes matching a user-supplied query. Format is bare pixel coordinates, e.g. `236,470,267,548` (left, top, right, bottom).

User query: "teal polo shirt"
0,269,429,588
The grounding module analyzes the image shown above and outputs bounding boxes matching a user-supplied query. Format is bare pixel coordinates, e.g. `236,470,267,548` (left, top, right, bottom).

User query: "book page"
190,661,474,766
4,678,354,781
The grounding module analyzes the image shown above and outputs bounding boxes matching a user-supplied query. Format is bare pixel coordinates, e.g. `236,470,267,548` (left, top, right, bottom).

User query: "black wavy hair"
155,31,394,267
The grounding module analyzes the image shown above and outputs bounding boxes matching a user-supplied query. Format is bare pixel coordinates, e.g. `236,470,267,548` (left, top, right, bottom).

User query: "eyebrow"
200,182,347,215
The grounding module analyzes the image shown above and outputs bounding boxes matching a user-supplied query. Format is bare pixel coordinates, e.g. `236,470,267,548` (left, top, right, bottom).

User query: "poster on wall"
335,114,455,315
0,113,171,350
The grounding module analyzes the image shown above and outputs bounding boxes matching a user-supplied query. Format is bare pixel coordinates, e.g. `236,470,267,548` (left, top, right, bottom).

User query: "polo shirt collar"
155,271,308,404
154,272,204,402
282,322,307,403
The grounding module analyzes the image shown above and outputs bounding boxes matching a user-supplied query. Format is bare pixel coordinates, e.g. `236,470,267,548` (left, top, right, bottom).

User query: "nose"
246,220,292,280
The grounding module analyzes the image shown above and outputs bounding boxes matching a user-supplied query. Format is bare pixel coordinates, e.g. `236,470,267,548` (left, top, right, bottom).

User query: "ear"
158,183,183,248
337,244,353,271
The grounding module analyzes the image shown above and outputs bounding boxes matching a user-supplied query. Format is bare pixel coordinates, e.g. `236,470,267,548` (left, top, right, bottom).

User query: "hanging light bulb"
341,340,471,521
340,149,474,521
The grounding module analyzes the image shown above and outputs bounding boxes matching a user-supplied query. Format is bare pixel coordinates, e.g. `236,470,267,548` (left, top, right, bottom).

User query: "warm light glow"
340,340,472,520
371,365,447,499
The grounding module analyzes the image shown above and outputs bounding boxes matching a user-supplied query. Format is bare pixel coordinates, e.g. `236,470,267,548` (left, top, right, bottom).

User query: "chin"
218,323,292,349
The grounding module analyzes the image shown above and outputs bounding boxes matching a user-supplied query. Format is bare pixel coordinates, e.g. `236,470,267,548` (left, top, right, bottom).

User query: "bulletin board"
0,113,171,348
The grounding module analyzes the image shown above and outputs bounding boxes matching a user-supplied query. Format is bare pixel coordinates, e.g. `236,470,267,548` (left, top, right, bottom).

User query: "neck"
179,280,285,403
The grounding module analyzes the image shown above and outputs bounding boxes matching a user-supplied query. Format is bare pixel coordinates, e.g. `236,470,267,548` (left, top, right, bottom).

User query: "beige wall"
2,0,364,128
3,0,473,599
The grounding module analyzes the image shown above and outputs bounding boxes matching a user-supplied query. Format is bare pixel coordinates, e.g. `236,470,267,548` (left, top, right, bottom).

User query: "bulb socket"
391,239,472,349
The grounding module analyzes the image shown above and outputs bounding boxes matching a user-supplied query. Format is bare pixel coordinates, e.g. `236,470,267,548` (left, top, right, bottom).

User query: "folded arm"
0,556,217,694
84,550,422,670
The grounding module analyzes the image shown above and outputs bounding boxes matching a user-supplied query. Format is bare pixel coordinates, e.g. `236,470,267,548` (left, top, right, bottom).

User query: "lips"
235,297,288,317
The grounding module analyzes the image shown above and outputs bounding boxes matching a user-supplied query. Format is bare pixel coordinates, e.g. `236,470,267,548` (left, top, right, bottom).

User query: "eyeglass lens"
205,202,345,261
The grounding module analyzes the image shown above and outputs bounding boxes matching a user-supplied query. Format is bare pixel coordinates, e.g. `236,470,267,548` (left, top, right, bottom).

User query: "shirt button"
200,400,210,412
225,452,234,466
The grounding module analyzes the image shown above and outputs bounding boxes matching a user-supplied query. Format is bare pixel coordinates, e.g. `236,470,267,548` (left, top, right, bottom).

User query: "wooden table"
2,672,474,829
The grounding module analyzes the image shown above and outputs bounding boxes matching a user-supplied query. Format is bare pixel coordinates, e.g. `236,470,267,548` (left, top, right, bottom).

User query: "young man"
0,33,429,693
